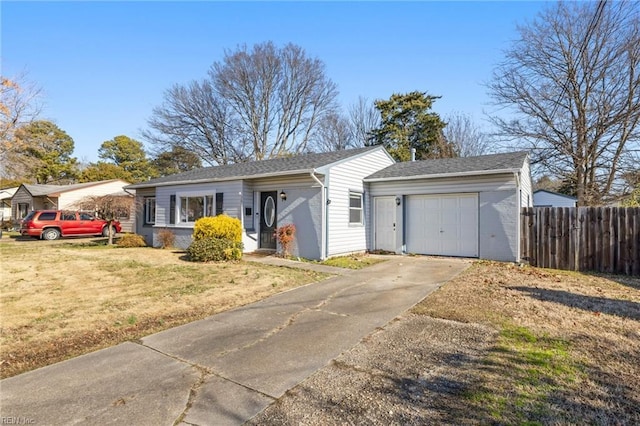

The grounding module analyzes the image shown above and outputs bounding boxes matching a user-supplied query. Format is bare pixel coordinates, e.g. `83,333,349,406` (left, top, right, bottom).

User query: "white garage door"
406,193,478,257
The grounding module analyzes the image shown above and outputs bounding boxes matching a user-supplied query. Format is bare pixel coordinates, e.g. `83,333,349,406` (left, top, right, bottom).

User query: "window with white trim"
176,192,217,224
144,197,156,225
349,191,363,225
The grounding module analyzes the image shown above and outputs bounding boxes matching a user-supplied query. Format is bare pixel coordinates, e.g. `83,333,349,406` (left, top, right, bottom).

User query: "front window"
179,194,214,223
349,191,363,225
144,197,156,225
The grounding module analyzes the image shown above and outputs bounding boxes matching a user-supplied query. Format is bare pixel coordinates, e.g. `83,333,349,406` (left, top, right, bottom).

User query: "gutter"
364,168,521,182
126,168,320,190
309,170,327,260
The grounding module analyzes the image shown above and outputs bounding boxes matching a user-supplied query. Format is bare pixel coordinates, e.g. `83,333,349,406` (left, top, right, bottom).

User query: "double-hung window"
175,191,224,224
349,191,363,225
144,197,156,225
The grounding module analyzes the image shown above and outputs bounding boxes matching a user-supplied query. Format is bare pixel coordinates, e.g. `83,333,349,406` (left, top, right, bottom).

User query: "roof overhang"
126,168,324,190
364,168,520,182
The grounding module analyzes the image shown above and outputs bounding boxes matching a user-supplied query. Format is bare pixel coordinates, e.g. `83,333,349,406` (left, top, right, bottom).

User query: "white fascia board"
128,168,321,189
363,168,520,182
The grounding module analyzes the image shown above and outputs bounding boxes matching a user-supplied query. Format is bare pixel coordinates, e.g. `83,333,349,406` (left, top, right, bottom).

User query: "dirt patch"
0,241,328,378
251,260,640,424
249,316,496,425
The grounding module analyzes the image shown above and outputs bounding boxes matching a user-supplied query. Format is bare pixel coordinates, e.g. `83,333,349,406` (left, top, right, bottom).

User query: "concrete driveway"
0,255,469,425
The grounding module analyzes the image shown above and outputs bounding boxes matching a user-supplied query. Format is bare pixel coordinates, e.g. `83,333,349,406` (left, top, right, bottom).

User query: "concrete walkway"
0,255,470,426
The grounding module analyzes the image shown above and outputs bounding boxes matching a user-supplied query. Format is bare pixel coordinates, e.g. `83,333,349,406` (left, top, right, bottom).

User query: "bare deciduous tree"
488,1,640,206
348,96,379,147
144,80,242,166
312,111,354,152
146,42,339,164
1,72,43,178
444,112,491,157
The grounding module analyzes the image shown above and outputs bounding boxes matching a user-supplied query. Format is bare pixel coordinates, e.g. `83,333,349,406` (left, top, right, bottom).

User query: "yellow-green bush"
193,215,242,242
117,233,147,248
187,237,243,262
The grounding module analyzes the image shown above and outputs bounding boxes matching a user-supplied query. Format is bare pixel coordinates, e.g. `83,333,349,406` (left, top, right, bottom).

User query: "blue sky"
2,1,548,163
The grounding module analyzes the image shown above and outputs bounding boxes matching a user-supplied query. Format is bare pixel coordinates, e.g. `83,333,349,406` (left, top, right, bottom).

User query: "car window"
23,211,36,221
79,213,94,220
38,212,57,221
61,212,77,221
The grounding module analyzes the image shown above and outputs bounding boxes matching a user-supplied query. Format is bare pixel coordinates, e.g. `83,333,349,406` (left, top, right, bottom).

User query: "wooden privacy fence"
521,207,640,276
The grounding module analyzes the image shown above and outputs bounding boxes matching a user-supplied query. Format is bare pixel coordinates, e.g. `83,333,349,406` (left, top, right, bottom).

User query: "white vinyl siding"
326,148,394,257
520,159,533,207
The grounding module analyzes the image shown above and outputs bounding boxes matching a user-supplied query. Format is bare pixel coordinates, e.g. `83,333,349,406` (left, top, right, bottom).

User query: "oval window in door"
264,196,275,227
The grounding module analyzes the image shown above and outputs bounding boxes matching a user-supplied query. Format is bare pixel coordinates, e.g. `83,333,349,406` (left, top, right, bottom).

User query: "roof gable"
127,146,385,189
365,151,529,181
533,189,577,201
19,180,130,197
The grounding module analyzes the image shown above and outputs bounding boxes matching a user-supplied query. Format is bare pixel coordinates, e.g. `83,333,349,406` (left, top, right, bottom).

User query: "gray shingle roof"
22,180,125,196
365,151,529,181
127,146,383,189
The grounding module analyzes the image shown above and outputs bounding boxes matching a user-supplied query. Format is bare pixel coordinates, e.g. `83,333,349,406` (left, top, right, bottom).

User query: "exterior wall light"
396,196,401,206
280,191,287,201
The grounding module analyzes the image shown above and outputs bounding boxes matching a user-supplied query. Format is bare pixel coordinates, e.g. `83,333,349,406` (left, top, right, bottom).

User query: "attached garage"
366,152,532,263
405,193,478,257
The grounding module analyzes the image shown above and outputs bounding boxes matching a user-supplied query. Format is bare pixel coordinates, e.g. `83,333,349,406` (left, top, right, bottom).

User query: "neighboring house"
127,147,532,263
0,187,18,223
11,179,135,232
365,151,532,263
533,189,577,207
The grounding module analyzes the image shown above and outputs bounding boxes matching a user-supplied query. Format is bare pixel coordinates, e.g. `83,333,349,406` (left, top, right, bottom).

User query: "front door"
260,191,277,249
374,196,396,252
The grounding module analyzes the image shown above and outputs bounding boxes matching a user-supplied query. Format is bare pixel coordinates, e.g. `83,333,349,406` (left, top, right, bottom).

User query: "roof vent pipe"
410,148,416,162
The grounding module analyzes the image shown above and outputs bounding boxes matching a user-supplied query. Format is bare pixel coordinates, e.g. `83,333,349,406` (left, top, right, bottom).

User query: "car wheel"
42,228,61,240
102,226,110,237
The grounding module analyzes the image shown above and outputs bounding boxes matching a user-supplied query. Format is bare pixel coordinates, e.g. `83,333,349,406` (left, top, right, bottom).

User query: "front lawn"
0,240,328,378
414,261,640,424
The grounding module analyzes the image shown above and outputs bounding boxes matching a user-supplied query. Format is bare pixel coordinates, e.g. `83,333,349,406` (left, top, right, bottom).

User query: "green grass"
466,323,582,424
301,254,384,269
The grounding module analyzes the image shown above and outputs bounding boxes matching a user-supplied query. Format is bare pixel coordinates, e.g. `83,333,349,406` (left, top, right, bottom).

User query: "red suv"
20,210,122,240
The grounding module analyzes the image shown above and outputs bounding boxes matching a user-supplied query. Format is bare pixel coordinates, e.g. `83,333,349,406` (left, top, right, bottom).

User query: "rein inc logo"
1,418,35,425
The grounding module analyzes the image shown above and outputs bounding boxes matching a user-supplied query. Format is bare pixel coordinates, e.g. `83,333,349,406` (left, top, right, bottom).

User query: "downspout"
310,170,327,260
514,171,522,263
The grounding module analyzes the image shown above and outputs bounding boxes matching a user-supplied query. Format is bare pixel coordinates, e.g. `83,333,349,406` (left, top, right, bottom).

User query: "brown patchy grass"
414,260,640,424
0,239,328,379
